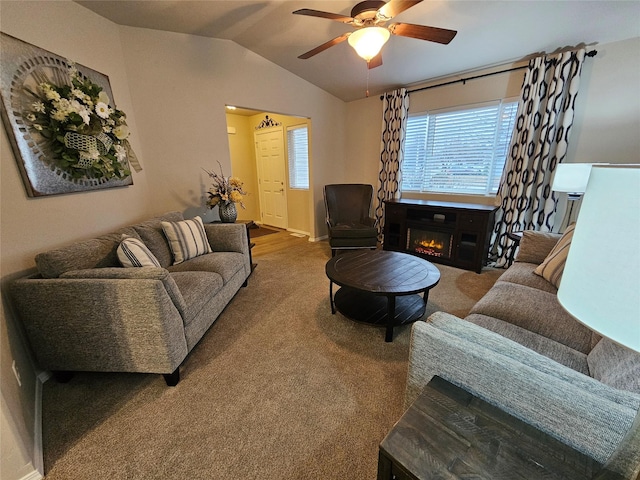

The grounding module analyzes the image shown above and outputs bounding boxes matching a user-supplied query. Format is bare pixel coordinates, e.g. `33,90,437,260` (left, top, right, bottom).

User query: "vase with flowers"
205,162,247,223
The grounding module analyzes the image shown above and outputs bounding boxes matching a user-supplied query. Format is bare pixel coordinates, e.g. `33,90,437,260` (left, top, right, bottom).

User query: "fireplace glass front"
407,228,453,259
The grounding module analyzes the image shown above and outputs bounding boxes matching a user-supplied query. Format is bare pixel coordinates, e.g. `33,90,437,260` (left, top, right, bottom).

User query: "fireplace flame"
414,238,447,257
418,239,444,250
407,228,452,258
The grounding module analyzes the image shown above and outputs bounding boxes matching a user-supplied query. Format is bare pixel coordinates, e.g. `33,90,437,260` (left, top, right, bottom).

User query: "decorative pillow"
117,236,161,268
161,216,212,265
132,211,184,268
514,230,563,264
533,223,575,287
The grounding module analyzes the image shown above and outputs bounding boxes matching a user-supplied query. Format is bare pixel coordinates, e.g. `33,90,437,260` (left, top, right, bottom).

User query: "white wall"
2,1,637,478
117,27,346,238
569,37,640,165
1,2,148,479
345,37,640,206
0,3,347,480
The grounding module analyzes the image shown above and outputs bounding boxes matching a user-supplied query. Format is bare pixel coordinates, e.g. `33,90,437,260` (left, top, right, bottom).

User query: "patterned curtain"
374,88,410,240
489,48,587,267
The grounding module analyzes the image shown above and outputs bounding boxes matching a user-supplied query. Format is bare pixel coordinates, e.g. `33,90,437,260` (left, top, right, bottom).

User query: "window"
402,100,518,195
287,125,309,189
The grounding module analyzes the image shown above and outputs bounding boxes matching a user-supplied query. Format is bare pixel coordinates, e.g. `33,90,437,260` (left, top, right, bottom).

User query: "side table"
506,230,523,266
378,376,606,480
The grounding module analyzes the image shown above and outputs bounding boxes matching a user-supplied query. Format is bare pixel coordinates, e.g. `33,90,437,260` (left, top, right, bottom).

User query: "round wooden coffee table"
325,250,441,342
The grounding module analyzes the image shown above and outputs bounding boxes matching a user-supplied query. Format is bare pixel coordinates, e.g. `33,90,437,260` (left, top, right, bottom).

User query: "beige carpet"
42,240,503,479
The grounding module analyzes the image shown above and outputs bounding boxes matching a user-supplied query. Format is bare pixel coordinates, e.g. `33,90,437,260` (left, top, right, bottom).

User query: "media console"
383,199,497,273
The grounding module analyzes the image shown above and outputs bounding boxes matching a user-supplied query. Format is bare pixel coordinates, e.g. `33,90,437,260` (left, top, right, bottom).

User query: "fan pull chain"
366,61,370,97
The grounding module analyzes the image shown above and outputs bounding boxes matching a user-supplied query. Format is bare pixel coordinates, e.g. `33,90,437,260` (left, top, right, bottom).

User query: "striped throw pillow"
117,236,161,268
161,216,212,265
533,223,575,288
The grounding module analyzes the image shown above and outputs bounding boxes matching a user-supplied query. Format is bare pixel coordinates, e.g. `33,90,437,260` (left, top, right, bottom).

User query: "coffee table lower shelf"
333,287,426,328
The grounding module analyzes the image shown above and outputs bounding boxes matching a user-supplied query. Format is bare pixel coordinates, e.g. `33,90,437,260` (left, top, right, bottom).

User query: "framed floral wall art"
0,33,140,197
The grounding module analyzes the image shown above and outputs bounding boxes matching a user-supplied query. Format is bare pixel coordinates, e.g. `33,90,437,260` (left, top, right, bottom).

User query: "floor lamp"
557,164,640,478
551,163,595,233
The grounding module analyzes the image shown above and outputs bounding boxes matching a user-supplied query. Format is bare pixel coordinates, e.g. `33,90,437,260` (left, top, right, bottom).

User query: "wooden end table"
506,230,523,266
325,250,440,342
378,376,606,480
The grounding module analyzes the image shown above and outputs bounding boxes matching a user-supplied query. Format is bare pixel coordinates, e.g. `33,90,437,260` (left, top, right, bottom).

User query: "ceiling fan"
293,0,457,69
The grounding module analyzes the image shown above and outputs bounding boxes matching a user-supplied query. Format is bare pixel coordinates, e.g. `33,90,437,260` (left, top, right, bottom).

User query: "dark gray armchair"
323,184,378,256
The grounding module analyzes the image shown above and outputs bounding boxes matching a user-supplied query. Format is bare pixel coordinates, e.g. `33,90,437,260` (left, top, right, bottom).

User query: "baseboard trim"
32,371,51,477
285,227,310,237
309,234,328,242
19,470,43,480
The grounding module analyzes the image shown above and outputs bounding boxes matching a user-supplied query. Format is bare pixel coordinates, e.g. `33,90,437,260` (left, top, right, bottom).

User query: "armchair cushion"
329,222,378,239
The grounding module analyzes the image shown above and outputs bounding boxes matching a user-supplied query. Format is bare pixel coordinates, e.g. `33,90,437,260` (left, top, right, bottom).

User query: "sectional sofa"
406,230,640,478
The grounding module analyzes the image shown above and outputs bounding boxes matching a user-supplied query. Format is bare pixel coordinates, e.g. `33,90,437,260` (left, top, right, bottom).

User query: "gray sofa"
11,212,251,386
406,230,640,478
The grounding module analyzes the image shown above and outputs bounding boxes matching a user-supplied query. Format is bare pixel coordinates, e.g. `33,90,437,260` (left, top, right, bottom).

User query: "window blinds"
287,125,309,189
402,101,518,195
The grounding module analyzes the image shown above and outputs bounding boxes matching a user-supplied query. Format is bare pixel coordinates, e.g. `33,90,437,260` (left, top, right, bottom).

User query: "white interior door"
255,128,287,229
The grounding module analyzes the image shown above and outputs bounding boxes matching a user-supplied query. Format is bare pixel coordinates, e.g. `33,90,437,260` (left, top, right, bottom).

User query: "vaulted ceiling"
76,1,640,102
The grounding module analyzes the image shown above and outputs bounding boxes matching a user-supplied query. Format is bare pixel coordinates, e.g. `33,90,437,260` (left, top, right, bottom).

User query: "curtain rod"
381,49,597,99
407,65,528,94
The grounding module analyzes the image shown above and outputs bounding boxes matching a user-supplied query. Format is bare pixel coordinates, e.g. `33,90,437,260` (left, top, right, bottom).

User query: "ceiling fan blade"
368,53,383,69
377,0,423,20
292,8,354,24
298,33,351,59
389,23,457,44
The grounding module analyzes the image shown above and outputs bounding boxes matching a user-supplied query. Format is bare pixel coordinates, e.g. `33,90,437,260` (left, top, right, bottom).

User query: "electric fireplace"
406,228,453,259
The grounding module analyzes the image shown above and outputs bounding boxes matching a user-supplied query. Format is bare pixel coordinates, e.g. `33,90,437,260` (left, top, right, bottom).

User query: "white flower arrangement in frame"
0,33,141,197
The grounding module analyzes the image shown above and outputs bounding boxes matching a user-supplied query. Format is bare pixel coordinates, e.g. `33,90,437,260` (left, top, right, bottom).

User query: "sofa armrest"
406,312,640,473
10,274,189,374
60,267,188,315
60,266,167,279
203,223,248,253
203,223,251,276
515,230,562,264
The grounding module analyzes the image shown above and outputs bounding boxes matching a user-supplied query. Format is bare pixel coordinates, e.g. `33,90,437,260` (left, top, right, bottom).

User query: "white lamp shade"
557,165,640,352
348,27,390,61
551,163,594,194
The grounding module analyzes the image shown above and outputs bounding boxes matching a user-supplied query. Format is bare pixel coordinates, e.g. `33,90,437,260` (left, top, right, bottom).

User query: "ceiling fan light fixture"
348,27,390,61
